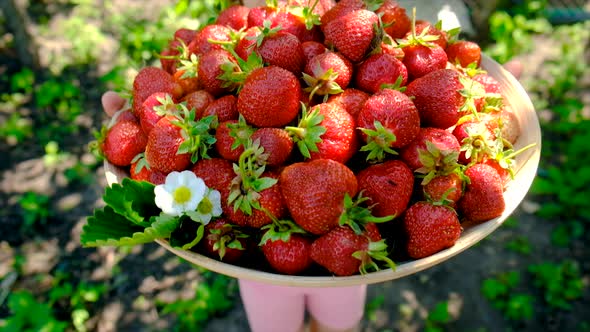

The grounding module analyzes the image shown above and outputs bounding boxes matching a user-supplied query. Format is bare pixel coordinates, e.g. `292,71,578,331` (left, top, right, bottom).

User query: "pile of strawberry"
98,0,529,277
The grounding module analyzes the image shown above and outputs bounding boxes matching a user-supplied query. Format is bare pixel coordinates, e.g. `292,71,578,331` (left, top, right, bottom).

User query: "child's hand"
101,91,126,117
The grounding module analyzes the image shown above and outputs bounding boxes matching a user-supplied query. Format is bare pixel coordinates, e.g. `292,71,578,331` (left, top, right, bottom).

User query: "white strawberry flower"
188,188,223,225
154,171,206,217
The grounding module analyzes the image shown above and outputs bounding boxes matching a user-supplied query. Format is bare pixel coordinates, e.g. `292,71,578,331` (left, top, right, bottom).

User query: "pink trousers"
238,279,367,332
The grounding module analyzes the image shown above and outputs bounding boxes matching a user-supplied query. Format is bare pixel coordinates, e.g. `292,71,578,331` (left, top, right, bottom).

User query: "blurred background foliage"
0,0,588,331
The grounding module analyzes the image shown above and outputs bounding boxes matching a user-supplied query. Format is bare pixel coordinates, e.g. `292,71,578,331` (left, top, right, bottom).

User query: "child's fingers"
101,91,126,117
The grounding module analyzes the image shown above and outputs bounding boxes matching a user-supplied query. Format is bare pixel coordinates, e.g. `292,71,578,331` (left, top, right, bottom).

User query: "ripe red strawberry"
357,88,420,162
399,127,461,172
202,94,239,123
216,5,250,30
303,51,353,100
301,41,327,63
101,119,147,167
446,40,482,67
144,115,192,173
132,66,182,117
227,170,286,228
198,49,240,97
288,102,357,164
192,157,235,215
405,69,475,129
354,53,408,94
139,92,175,136
251,128,294,167
269,9,307,42
188,24,233,57
459,163,506,223
237,66,301,127
323,9,379,63
422,173,464,209
310,223,393,276
280,159,358,235
403,201,462,259
182,90,214,120
202,218,249,263
356,160,414,218
235,26,261,61
215,120,247,162
481,158,511,188
130,156,166,185
376,0,411,39
402,43,447,80
327,88,369,120
256,28,304,73
320,0,365,29
259,219,313,275
172,69,200,97
247,5,278,28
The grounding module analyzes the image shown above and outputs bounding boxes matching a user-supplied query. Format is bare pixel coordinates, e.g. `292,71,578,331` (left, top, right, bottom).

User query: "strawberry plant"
425,301,452,332
18,192,51,232
0,290,67,332
481,271,535,321
528,261,585,310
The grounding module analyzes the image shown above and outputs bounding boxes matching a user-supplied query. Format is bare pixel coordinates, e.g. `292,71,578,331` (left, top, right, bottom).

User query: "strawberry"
216,5,251,30
144,115,192,174
491,107,520,144
301,41,327,63
287,102,357,164
422,173,464,209
202,94,239,123
237,65,302,127
356,160,414,218
182,90,214,120
235,27,261,61
375,0,411,39
188,24,233,57
446,40,481,68
353,53,408,94
472,73,502,95
100,119,147,167
247,5,278,28
215,120,247,162
172,69,200,97
323,9,379,63
279,159,358,235
250,128,294,167
403,201,462,259
198,49,240,97
320,0,365,29
357,88,420,162
327,88,369,120
192,157,235,215
130,155,166,185
132,66,182,117
139,92,175,136
411,20,448,49
259,219,313,275
452,117,497,165
202,218,249,263
255,26,304,73
400,127,461,172
310,223,394,276
458,163,506,223
406,69,483,129
303,51,353,101
227,144,286,228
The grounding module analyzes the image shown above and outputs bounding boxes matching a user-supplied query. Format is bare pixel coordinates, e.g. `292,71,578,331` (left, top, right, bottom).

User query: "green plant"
528,261,584,310
0,112,33,145
0,290,68,332
505,236,532,255
481,271,535,321
365,294,385,324
18,192,51,231
425,301,451,332
158,271,236,332
43,141,70,168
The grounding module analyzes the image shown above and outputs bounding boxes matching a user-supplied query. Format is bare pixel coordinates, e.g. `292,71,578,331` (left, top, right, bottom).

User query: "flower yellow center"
198,197,213,214
173,186,192,204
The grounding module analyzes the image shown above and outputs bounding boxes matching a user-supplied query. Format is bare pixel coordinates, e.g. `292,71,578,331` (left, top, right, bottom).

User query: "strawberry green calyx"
302,67,343,102
287,0,321,30
153,94,178,116
482,94,504,113
286,103,326,159
217,49,264,93
228,141,277,216
490,130,536,179
339,193,395,235
416,141,462,185
209,224,248,260
380,75,407,92
458,75,486,119
253,20,283,48
227,114,256,151
259,215,307,246
359,120,398,162
460,123,496,165
396,7,440,48
352,239,396,274
170,103,217,163
131,152,151,173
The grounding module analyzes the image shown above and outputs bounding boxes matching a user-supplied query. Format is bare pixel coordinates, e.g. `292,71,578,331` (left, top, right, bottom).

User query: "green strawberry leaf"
286,104,326,159
359,120,398,162
81,207,180,247
103,178,158,227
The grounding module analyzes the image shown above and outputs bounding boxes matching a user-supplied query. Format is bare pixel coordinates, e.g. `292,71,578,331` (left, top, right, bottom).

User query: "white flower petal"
208,190,223,217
